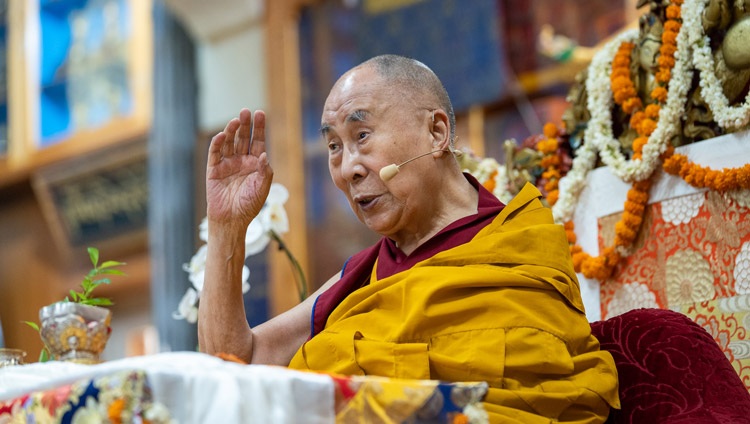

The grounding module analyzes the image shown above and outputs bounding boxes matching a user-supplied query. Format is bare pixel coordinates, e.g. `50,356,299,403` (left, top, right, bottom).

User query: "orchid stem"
269,231,308,302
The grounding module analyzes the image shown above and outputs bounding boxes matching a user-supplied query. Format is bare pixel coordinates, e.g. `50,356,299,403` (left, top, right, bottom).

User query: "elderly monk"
198,54,619,423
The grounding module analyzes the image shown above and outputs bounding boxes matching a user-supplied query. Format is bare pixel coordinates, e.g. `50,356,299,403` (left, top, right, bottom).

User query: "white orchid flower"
188,269,205,293
245,183,289,253
241,265,251,293
176,183,298,322
183,244,207,292
184,244,207,274
245,218,271,256
261,202,289,235
267,183,289,205
174,265,249,322
199,217,209,242
260,183,290,234
173,288,199,323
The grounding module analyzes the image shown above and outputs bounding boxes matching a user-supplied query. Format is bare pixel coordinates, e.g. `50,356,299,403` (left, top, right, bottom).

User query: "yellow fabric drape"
289,183,620,423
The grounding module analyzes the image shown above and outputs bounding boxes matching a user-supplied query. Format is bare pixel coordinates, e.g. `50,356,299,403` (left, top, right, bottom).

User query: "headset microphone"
379,148,463,182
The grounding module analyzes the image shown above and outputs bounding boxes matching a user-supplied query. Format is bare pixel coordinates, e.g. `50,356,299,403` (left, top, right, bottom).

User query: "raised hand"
206,109,273,228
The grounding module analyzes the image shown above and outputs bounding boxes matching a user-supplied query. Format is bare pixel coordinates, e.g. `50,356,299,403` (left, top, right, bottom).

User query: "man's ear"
430,109,450,151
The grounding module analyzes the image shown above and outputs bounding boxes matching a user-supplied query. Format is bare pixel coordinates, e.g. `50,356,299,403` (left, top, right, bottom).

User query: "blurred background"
0,0,638,360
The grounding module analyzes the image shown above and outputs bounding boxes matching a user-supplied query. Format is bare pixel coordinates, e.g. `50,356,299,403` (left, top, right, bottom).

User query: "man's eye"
358,132,368,140
328,142,340,152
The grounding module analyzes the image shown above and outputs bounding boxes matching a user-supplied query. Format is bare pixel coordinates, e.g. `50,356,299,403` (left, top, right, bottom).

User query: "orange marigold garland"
537,130,654,281
610,38,655,160
617,0,681,160
610,42,642,115
636,0,681,159
537,122,563,207
482,169,499,193
663,153,750,192
560,0,684,282
567,178,652,280
650,1,681,103
108,398,126,423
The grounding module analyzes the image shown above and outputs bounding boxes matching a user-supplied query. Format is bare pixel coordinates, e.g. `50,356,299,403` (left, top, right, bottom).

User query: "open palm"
206,109,273,227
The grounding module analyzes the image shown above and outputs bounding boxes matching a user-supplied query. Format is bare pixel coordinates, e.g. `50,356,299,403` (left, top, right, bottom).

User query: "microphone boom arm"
379,148,462,182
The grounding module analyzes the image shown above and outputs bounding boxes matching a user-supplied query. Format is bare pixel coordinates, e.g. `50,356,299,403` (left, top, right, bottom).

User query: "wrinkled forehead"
321,69,394,126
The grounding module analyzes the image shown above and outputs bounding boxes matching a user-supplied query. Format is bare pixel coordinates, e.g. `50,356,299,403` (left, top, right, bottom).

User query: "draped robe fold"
289,183,620,423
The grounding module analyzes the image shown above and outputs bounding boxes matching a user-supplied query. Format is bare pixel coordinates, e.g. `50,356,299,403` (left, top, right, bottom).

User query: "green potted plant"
26,247,125,363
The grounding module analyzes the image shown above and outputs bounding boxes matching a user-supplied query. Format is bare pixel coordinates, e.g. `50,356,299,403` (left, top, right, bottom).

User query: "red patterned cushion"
590,308,750,424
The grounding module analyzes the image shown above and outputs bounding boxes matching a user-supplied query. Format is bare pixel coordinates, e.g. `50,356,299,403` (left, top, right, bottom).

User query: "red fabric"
311,241,381,337
590,308,750,424
311,174,504,337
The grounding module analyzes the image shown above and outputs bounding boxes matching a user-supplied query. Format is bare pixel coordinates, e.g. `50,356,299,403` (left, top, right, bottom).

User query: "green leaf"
23,321,40,332
88,247,99,267
39,348,50,363
63,246,126,308
100,261,126,269
84,298,113,306
97,269,125,276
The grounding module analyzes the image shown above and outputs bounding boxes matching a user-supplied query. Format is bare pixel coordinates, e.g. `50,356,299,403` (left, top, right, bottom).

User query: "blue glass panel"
40,82,72,145
39,0,133,146
40,3,76,86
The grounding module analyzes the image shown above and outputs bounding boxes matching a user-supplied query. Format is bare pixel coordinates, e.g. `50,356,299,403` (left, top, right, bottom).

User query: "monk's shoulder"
495,183,554,230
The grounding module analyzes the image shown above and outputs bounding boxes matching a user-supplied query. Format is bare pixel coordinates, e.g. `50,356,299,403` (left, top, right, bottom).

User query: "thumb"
258,152,274,180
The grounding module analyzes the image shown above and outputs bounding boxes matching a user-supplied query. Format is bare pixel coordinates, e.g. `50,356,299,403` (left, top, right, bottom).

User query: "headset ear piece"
449,136,462,157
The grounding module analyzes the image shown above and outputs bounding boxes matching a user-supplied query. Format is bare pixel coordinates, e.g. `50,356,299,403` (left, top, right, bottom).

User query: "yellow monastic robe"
289,183,620,423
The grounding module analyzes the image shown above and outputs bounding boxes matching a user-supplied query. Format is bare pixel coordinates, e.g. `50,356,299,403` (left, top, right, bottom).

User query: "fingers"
236,108,252,154
207,132,226,167
221,118,241,158
249,110,266,158
208,109,266,167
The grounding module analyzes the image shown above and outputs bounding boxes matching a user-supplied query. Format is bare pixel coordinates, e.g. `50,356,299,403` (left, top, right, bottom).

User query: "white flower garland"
586,21,692,183
553,4,698,222
463,156,518,204
687,0,750,129
552,140,598,223
635,16,693,177
552,30,639,223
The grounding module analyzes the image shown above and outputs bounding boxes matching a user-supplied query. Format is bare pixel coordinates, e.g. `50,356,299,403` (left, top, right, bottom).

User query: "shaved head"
358,55,456,146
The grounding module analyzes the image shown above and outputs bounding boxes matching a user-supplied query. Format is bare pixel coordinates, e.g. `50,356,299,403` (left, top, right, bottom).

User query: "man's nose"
341,147,366,182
